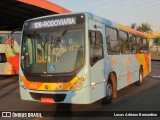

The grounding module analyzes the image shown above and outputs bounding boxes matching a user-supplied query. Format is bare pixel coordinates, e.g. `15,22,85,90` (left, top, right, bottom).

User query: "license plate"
41,98,54,104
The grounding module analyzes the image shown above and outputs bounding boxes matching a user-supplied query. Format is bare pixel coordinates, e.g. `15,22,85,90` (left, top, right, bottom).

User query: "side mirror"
11,37,15,49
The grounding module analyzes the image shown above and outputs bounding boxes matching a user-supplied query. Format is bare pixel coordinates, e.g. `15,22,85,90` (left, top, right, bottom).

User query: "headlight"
71,75,87,91
20,77,27,89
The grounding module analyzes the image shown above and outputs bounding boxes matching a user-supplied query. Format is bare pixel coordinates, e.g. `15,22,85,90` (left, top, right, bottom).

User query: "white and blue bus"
19,13,151,104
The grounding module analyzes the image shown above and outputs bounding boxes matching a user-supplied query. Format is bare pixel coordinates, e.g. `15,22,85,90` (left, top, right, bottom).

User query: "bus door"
88,19,106,102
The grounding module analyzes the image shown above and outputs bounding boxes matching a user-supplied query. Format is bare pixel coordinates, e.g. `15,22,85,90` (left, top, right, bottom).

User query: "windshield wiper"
33,31,45,47
51,27,67,48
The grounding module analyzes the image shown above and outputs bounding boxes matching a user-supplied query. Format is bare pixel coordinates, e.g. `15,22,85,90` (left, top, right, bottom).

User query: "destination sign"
34,17,76,29
24,14,85,31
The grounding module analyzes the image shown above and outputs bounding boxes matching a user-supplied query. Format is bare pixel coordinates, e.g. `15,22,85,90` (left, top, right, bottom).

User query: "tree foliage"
130,22,153,33
136,23,152,33
131,23,137,29
153,37,160,46
153,37,160,53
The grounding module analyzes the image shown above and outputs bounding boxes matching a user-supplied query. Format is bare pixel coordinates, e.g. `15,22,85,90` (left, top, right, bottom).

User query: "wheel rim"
107,84,112,97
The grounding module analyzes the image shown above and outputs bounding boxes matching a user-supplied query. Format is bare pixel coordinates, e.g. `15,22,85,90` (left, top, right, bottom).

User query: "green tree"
153,37,160,54
136,22,153,33
131,23,137,29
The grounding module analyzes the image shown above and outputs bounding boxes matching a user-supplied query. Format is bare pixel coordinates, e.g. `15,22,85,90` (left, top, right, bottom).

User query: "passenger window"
119,30,129,54
142,38,149,53
106,27,120,54
129,34,137,54
137,36,143,53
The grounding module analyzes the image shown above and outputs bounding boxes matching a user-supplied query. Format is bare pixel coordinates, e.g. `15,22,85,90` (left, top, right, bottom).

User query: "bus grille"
30,92,66,102
26,76,74,83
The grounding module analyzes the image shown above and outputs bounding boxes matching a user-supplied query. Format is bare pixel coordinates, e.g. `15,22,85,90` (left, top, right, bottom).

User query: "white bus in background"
0,44,16,75
0,31,21,75
0,31,21,44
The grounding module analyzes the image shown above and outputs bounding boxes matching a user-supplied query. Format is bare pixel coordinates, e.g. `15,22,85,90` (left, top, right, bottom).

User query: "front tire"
100,80,113,105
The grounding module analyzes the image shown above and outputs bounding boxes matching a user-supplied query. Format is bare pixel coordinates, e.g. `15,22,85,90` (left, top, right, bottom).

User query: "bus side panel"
108,55,131,90
115,53,150,91
130,55,139,84
90,60,106,103
135,54,150,77
130,54,140,83
107,54,140,91
130,54,140,84
0,62,16,75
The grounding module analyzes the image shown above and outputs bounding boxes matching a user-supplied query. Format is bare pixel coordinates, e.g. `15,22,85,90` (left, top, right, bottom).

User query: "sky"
50,0,160,32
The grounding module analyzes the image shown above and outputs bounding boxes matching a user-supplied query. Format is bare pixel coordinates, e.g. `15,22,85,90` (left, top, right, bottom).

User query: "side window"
137,36,143,53
119,30,129,54
106,27,119,54
129,34,136,54
0,53,7,63
0,34,8,44
142,38,149,53
12,33,21,45
89,31,103,66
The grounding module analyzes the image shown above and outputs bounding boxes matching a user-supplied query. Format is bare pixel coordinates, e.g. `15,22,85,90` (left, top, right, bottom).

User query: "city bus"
19,12,151,104
0,31,21,75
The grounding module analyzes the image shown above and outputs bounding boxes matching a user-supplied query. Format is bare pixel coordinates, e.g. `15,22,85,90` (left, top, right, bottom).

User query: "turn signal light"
20,77,27,89
71,75,86,91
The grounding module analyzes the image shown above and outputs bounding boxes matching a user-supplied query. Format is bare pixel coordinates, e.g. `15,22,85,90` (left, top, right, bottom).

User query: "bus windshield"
21,27,85,74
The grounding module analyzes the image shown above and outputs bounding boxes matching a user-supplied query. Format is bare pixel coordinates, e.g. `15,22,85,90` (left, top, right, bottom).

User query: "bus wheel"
136,67,143,86
100,80,113,105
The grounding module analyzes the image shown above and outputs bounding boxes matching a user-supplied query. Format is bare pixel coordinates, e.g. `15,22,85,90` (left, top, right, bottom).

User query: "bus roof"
85,12,147,38
25,12,147,38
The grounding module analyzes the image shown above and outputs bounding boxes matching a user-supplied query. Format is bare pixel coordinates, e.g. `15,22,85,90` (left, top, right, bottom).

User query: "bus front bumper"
20,86,92,104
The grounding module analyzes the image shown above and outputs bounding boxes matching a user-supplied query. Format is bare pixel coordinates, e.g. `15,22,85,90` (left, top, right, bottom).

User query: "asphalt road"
0,61,160,120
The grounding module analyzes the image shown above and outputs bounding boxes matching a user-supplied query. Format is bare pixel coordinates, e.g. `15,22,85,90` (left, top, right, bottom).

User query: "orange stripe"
127,71,131,85
21,76,43,90
21,76,79,91
144,54,150,73
18,0,71,14
135,54,150,76
117,23,145,36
